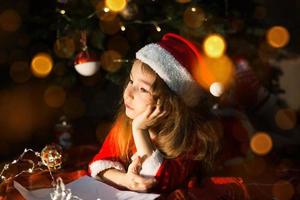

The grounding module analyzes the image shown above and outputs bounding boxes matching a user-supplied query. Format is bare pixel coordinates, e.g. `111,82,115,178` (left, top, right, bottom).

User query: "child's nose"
126,86,135,99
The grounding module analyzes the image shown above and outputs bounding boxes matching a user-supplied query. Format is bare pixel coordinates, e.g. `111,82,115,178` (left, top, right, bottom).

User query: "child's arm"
132,101,166,157
99,156,157,192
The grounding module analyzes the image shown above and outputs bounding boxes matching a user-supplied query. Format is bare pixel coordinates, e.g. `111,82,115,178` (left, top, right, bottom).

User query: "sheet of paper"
14,175,160,200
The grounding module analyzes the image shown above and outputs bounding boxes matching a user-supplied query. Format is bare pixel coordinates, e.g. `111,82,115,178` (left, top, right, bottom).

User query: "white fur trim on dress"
136,43,202,106
89,160,125,178
139,149,164,178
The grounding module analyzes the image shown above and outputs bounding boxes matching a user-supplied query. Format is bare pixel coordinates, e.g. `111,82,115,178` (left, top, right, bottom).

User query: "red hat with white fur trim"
136,33,204,107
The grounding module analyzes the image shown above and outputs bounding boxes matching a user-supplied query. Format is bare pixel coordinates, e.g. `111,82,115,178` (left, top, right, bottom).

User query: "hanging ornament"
54,115,73,150
232,57,262,107
41,144,63,170
74,31,100,76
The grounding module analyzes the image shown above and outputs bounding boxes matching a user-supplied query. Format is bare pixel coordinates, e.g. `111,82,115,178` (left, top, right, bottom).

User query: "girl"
89,33,221,193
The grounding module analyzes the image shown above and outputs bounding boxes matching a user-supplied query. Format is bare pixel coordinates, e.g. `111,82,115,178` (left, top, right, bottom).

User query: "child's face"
123,60,156,119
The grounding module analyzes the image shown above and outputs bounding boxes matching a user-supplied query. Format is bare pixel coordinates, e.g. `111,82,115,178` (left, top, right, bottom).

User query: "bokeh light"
183,6,205,29
120,2,138,20
209,82,224,97
275,108,297,130
0,9,22,32
267,26,290,48
31,53,53,78
193,55,234,91
10,61,31,83
54,36,75,58
250,132,273,155
105,0,127,12
272,180,295,200
203,34,226,58
100,50,122,73
44,85,66,108
96,1,117,21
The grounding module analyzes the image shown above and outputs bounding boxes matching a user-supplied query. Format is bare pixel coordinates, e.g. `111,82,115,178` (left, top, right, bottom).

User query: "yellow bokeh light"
203,34,226,58
193,55,234,91
250,132,273,156
44,85,66,108
275,108,297,130
272,180,295,200
31,53,53,78
105,0,127,12
267,26,290,48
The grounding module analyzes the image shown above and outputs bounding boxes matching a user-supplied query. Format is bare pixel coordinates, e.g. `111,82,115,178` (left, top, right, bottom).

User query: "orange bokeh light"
275,108,297,130
193,55,234,91
31,53,53,78
250,132,273,156
272,180,295,200
267,26,290,48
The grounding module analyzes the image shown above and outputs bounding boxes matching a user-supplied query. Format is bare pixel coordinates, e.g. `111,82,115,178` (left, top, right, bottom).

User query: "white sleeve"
89,160,126,178
139,149,164,178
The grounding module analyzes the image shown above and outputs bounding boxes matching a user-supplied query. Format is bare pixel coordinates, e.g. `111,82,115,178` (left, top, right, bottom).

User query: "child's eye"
128,79,133,84
140,88,149,93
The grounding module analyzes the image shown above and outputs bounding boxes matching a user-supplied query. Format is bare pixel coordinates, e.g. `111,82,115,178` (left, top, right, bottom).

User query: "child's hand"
125,156,157,192
132,99,167,131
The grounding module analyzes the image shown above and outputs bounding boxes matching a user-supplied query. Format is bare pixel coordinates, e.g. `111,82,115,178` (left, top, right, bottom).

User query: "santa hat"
136,33,204,107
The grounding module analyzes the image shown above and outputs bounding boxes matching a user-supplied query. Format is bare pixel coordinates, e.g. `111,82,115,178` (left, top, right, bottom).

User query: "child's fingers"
128,156,142,173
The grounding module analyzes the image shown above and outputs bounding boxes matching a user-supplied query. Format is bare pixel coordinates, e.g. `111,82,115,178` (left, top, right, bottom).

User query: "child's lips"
125,103,133,110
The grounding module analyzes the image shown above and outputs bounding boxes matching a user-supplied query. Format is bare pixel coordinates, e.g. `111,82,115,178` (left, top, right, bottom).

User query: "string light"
103,7,110,13
154,23,161,32
120,24,126,31
0,148,52,182
0,147,81,200
60,10,66,15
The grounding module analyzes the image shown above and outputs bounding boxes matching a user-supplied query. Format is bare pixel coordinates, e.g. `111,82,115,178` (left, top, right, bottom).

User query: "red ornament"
233,57,262,107
74,50,100,76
